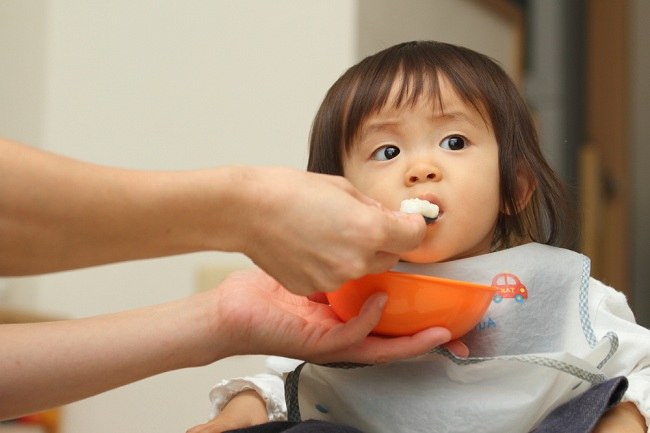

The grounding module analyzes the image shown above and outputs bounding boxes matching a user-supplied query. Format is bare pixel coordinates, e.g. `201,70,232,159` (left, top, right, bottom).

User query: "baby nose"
406,164,439,185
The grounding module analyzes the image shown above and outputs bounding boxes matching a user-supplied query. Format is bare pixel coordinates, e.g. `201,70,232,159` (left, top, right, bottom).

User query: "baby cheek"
459,195,499,229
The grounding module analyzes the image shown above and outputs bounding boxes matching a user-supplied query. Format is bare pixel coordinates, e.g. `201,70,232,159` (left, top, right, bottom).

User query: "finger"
327,175,387,210
347,187,384,209
324,293,388,349
319,295,454,364
324,175,425,246
379,212,427,254
347,291,387,332
442,339,470,358
357,327,453,364
367,252,401,275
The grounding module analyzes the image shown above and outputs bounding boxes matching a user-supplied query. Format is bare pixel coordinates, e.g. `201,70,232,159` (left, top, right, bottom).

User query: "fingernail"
374,293,388,308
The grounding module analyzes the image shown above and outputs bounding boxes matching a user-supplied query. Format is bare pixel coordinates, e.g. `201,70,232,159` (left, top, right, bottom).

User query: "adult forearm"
1,138,429,296
0,139,245,274
0,293,219,419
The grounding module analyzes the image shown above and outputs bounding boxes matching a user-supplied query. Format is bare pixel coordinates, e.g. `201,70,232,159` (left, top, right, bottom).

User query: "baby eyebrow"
435,109,490,131
360,119,401,136
358,108,487,139
435,111,477,125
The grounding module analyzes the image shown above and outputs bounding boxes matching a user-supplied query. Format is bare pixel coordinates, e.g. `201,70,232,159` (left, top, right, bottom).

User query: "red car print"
491,273,528,303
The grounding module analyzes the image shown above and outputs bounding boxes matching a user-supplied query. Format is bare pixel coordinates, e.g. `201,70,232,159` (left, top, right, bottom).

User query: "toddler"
189,41,650,433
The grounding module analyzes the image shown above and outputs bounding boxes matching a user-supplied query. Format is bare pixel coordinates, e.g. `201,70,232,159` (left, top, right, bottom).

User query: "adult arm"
0,268,454,420
0,139,426,294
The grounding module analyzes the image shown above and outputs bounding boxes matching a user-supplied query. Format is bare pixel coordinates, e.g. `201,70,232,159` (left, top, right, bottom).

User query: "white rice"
400,198,439,219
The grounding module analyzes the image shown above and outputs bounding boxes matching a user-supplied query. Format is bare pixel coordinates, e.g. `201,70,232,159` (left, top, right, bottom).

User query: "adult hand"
238,168,427,295
205,267,462,364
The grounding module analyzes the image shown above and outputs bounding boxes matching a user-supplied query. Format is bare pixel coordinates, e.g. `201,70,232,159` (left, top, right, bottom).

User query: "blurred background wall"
630,0,650,329
0,1,647,431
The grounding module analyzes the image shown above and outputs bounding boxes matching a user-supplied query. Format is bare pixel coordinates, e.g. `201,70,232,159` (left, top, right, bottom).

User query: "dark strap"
224,421,299,433
224,420,365,433
284,362,306,422
531,376,629,433
284,362,369,422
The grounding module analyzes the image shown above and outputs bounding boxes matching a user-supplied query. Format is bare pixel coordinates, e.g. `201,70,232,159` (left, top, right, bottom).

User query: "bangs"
340,42,490,152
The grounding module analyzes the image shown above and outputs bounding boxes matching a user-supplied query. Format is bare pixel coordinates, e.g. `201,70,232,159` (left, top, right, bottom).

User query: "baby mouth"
400,198,440,224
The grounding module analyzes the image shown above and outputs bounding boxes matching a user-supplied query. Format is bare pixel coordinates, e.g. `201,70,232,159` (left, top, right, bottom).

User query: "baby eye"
440,135,467,151
371,145,400,161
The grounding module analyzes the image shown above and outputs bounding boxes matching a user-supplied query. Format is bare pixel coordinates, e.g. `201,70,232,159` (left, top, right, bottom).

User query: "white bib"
288,243,619,433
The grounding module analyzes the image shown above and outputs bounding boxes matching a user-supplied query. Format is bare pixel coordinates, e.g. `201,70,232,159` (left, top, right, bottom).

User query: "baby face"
343,77,500,263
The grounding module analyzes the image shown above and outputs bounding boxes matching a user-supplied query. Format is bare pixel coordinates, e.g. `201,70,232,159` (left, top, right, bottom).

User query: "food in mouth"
400,198,439,224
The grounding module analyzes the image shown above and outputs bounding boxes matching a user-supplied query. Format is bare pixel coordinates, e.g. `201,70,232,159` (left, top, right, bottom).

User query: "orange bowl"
326,271,496,338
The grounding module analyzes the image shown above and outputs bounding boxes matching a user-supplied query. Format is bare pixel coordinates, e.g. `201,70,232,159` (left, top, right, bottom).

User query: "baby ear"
511,165,536,214
502,165,535,216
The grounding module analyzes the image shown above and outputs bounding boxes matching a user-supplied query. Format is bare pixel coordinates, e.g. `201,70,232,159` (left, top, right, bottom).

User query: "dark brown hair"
307,41,574,249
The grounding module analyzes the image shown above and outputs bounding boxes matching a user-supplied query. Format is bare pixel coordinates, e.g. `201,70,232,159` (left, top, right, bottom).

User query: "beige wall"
0,2,47,146
357,0,522,81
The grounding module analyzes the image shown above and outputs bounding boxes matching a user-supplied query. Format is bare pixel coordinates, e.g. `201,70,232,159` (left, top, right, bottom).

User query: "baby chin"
399,246,448,264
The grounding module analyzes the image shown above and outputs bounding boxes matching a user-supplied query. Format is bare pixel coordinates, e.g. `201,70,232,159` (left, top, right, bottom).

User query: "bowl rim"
372,270,498,293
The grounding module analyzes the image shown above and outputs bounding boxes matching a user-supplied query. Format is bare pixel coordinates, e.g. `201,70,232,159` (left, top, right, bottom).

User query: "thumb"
380,211,427,254
328,293,387,347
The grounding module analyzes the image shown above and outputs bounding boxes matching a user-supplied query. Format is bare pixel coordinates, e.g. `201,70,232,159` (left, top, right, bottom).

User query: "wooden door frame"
580,0,631,295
